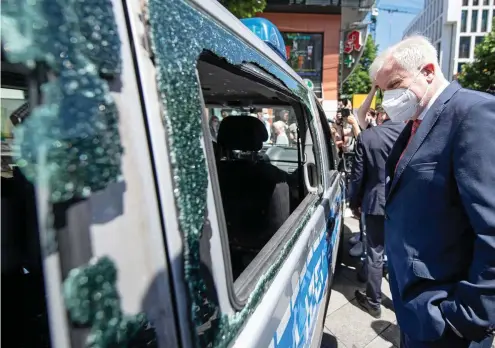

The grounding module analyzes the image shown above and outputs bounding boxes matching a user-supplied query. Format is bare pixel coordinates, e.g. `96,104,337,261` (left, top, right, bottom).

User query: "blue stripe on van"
273,207,341,347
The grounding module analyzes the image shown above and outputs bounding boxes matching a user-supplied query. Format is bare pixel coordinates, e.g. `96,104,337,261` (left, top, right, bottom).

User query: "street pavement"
322,216,399,348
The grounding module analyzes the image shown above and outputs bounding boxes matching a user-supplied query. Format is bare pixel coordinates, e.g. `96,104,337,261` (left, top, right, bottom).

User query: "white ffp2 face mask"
381,71,431,122
382,88,419,122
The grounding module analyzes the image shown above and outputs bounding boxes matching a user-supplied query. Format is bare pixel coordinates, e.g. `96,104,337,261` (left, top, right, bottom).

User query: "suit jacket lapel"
386,81,462,201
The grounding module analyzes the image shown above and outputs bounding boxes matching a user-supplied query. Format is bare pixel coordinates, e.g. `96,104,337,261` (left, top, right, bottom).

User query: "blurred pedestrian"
273,121,289,146
209,115,220,142
348,113,404,318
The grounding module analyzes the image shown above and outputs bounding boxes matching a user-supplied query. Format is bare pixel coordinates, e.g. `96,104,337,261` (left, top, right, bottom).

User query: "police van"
1,0,345,347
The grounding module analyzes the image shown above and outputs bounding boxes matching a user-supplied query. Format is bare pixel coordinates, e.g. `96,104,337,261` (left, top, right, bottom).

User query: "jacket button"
384,213,389,220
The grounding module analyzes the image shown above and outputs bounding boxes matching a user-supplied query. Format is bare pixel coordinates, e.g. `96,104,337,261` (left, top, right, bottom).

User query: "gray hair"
273,120,286,132
370,35,442,80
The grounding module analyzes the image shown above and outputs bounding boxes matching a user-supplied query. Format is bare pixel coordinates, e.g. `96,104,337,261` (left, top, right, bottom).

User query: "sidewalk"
322,217,399,348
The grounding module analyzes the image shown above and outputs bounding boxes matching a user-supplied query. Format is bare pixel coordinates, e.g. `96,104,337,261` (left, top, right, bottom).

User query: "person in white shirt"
273,121,289,146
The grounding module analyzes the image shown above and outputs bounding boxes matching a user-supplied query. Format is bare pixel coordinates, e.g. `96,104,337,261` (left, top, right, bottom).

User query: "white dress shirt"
417,82,449,120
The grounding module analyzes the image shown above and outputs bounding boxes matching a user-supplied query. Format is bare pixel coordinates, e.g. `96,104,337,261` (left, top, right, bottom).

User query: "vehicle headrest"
217,116,268,151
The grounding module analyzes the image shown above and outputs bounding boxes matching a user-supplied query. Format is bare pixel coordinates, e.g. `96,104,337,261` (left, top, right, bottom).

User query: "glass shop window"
1,54,51,348
281,32,324,99
197,52,321,303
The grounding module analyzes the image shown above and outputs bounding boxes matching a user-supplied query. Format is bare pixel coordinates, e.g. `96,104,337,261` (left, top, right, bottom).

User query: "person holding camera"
331,107,361,153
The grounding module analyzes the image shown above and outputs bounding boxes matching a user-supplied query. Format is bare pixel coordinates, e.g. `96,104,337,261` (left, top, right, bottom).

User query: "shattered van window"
1,0,123,203
63,256,158,348
1,0,157,347
148,0,320,346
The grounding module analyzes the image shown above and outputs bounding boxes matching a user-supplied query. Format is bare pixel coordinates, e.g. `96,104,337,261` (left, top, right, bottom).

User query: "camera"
339,108,351,117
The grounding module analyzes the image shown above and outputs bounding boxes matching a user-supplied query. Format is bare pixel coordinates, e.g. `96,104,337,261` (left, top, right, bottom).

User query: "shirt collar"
417,82,449,120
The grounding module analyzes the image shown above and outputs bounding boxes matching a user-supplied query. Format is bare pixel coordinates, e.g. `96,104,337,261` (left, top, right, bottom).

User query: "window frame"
195,54,324,308
314,99,338,171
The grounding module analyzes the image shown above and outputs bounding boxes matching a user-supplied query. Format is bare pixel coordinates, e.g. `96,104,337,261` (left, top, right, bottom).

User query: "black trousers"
365,214,385,309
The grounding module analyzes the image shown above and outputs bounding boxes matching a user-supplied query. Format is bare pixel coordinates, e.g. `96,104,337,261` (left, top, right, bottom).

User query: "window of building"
463,0,469,5
481,9,489,31
483,0,489,5
197,52,323,295
473,0,479,5
471,10,479,32
461,10,468,32
459,36,471,58
475,35,485,46
281,32,323,98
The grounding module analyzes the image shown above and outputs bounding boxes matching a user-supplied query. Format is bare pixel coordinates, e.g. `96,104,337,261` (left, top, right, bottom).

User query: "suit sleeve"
348,134,366,212
440,98,495,342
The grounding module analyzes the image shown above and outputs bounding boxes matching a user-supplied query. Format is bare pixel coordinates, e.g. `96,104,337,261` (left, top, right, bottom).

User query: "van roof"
190,0,308,89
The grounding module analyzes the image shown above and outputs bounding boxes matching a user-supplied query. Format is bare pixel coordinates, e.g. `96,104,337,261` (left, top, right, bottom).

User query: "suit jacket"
349,120,405,215
385,81,495,342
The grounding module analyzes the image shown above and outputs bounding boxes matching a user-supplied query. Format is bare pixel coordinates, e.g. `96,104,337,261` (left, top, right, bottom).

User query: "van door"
141,0,345,346
1,0,181,347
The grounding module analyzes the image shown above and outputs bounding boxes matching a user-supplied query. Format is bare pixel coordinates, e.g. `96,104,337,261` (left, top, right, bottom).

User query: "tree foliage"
457,18,495,94
342,36,379,98
219,0,267,18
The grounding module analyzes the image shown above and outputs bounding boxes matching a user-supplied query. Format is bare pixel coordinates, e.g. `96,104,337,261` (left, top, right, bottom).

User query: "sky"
374,0,425,52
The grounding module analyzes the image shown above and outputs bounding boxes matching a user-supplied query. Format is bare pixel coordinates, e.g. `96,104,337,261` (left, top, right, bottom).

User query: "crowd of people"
338,36,495,348
208,107,300,147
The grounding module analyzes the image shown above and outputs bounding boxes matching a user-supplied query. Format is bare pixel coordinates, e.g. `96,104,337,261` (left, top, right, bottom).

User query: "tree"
457,18,495,94
219,0,267,18
342,36,379,98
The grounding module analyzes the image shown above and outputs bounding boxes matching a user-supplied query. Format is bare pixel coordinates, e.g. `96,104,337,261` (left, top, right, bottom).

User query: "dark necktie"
395,119,422,172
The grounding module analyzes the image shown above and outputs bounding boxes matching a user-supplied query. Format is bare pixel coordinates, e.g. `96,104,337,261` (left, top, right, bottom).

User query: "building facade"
259,0,374,118
404,0,495,81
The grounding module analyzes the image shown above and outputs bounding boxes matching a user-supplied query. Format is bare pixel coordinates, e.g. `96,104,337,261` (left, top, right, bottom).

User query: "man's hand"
347,115,358,126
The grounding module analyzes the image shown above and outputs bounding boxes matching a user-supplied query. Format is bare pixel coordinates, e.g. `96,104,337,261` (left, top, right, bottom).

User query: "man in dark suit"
370,35,495,347
349,114,405,318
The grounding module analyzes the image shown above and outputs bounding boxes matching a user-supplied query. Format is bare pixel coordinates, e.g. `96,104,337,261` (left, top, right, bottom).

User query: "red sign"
343,30,363,54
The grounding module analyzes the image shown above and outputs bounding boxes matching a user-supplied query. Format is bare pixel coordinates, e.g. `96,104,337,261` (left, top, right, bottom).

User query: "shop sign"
343,30,363,54
340,26,369,89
